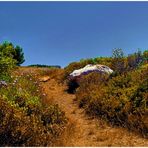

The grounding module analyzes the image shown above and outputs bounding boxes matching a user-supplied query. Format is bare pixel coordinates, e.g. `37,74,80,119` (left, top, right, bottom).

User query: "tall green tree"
13,45,25,65
0,41,25,66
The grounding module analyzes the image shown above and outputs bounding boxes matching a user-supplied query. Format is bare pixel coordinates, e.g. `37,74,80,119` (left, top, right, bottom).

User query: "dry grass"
40,70,148,146
10,67,148,147
0,67,67,146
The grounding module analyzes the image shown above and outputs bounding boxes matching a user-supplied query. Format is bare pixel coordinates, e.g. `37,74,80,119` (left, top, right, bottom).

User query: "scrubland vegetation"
0,41,147,146
65,49,148,137
0,42,67,146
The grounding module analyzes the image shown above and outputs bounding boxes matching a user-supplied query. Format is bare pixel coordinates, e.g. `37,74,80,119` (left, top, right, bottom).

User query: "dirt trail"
41,78,148,147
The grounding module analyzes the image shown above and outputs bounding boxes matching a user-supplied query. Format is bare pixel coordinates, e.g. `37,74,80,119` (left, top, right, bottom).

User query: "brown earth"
18,67,148,146
41,78,148,147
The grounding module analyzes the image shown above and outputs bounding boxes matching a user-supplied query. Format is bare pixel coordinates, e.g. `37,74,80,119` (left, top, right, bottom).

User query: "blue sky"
0,2,148,67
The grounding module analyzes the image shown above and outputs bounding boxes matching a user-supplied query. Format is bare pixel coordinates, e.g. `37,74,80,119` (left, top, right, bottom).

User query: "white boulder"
69,64,113,78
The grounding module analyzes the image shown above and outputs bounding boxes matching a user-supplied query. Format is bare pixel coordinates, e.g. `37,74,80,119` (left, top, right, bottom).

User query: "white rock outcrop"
69,64,113,78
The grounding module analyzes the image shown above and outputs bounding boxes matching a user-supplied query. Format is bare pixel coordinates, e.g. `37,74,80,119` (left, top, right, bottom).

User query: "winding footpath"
41,78,148,147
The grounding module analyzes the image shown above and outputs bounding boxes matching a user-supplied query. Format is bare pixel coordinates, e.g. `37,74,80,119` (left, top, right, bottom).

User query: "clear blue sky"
0,2,148,67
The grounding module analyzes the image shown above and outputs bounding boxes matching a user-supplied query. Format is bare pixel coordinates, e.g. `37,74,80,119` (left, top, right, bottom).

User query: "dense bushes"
0,51,16,82
65,49,147,93
64,57,113,93
0,97,66,146
64,49,147,78
75,64,148,137
65,49,148,137
0,72,67,146
0,42,67,146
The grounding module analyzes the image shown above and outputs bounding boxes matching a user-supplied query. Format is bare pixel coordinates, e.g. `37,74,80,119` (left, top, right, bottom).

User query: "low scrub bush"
76,64,148,137
0,53,16,82
0,70,67,146
0,41,67,146
0,97,66,146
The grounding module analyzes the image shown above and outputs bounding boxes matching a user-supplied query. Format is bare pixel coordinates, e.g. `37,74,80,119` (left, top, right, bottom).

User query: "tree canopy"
0,41,25,66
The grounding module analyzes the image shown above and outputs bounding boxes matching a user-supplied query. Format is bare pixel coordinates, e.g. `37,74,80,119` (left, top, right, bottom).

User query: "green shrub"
0,52,16,81
76,64,148,137
0,97,66,146
0,69,67,146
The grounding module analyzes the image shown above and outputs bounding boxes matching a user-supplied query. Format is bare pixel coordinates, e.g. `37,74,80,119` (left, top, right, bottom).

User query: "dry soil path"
41,78,148,147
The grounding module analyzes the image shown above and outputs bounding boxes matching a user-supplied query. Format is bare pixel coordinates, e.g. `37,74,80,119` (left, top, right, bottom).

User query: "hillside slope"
40,76,148,146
